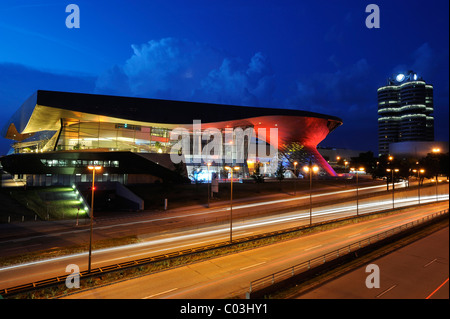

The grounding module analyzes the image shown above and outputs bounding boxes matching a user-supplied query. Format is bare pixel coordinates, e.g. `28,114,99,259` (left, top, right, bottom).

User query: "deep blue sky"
0,0,448,155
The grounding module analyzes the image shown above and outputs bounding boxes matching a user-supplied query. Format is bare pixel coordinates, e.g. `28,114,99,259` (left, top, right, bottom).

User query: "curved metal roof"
2,90,342,138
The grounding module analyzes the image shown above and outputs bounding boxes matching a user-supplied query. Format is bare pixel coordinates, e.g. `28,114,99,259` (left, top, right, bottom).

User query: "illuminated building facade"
378,71,434,156
1,90,342,185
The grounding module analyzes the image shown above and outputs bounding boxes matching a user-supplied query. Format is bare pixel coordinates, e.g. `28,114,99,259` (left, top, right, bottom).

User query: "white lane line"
240,262,266,271
423,258,438,268
304,244,322,251
376,284,397,298
347,233,361,238
142,287,178,299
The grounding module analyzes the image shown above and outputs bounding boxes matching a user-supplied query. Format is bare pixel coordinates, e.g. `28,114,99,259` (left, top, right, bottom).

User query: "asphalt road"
60,201,449,299
0,181,446,259
0,183,447,292
296,226,449,299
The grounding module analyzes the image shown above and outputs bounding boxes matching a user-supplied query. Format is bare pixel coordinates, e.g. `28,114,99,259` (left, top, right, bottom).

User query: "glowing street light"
412,168,425,204
207,162,212,208
224,165,240,243
293,161,298,195
386,168,399,209
87,165,102,273
344,161,349,172
303,163,319,225
351,167,365,216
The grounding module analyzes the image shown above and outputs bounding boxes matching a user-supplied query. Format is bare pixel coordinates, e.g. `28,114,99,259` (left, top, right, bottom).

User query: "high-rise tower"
377,70,434,156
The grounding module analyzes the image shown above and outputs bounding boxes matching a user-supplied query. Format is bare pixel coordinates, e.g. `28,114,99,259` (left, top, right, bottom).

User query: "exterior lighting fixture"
412,168,425,204
351,167,365,216
303,163,320,225
87,165,102,273
386,168,399,209
207,162,212,208
293,161,298,195
224,165,240,242
396,74,405,82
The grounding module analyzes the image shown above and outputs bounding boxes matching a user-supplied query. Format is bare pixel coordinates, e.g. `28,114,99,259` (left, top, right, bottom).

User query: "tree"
420,152,449,179
250,161,265,183
350,151,377,175
275,162,286,182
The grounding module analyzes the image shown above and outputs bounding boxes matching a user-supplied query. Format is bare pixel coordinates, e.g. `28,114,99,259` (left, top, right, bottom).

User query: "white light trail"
1,193,446,273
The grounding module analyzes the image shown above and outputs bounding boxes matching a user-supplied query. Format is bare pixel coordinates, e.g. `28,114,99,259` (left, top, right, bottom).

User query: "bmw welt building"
1,90,342,186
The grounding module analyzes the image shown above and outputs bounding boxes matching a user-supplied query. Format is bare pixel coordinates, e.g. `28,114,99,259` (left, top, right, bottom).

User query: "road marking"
347,233,361,238
239,261,266,271
142,287,178,299
304,244,322,251
376,284,397,298
423,258,438,268
426,278,449,299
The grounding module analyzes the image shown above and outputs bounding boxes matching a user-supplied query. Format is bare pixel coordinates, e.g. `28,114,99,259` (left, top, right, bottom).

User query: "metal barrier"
248,208,449,296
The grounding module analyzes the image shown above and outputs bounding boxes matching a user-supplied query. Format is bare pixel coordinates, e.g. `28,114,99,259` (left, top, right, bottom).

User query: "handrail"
248,208,449,295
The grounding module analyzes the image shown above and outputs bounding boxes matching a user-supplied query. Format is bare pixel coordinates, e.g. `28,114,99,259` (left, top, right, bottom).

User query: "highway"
0,180,392,245
296,226,449,299
0,181,447,293
0,181,445,259
61,201,449,299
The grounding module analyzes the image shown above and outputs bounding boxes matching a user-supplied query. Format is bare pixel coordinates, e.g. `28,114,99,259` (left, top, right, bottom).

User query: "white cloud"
95,38,275,107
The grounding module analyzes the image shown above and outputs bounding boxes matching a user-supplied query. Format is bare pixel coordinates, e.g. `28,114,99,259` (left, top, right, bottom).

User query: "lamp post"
87,165,102,273
435,176,439,202
412,168,425,204
431,148,441,201
224,165,240,243
386,168,399,209
293,161,298,196
207,162,211,208
303,163,319,226
351,167,365,216
387,156,394,191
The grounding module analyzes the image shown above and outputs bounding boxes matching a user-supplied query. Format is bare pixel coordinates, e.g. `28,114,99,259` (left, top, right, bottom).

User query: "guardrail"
247,208,449,297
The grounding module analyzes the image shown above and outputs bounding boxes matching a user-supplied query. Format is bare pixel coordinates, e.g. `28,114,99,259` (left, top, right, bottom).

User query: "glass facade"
55,120,174,153
9,117,331,181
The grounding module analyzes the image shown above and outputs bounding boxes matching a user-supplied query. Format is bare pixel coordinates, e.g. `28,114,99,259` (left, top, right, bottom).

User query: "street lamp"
207,162,212,208
293,161,298,196
386,168,399,209
412,168,425,204
435,175,439,202
303,163,319,226
351,167,365,216
87,165,102,273
224,165,240,243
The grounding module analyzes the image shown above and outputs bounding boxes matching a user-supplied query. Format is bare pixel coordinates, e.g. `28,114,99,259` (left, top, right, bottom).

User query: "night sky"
0,0,448,155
